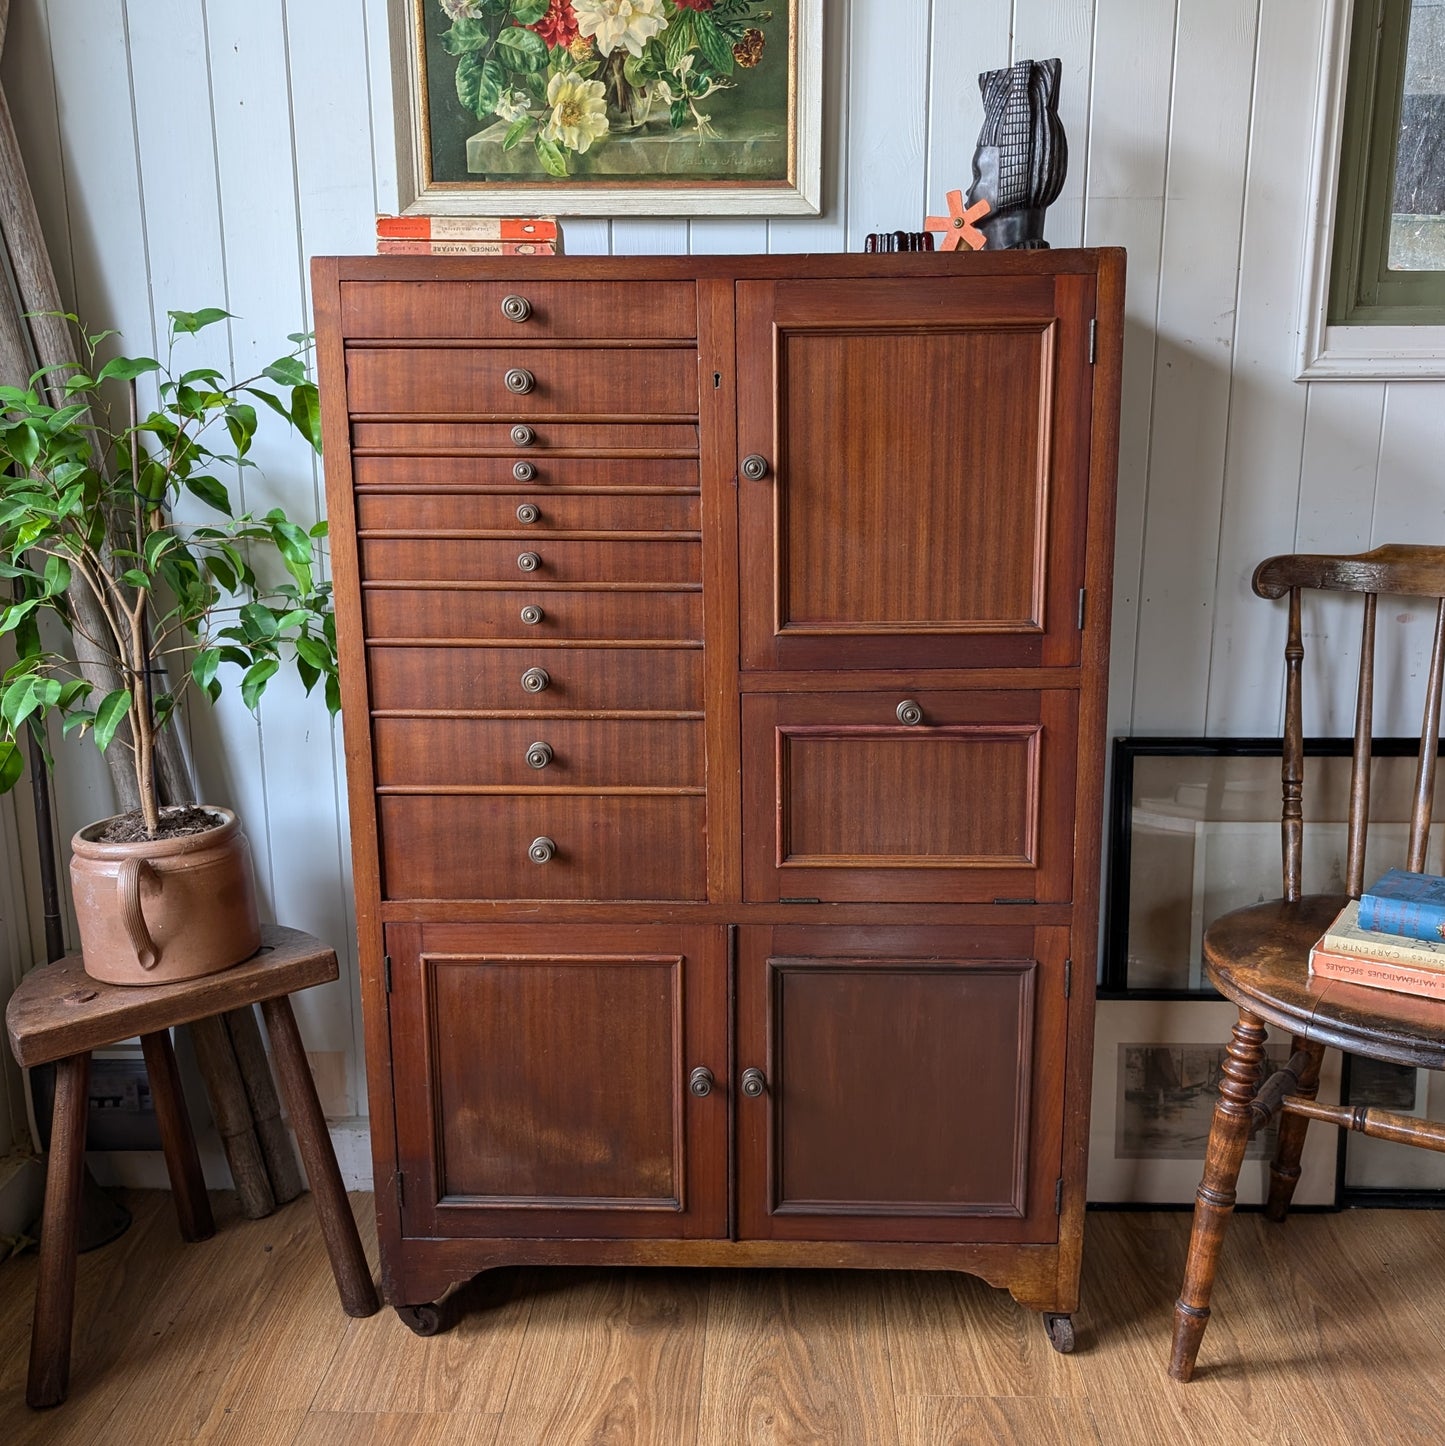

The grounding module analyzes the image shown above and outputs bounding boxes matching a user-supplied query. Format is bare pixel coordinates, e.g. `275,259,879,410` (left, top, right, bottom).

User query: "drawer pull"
517,551,542,572
511,424,535,447
741,1067,767,1097
505,367,536,395
516,502,540,524
525,741,554,769
528,835,556,864
520,666,550,693
501,294,532,323
741,453,769,481
896,699,924,726
688,1066,715,1098
519,605,544,626
513,460,537,482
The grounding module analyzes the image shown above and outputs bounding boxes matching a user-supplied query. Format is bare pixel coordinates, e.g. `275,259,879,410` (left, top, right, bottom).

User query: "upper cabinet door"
736,273,1097,671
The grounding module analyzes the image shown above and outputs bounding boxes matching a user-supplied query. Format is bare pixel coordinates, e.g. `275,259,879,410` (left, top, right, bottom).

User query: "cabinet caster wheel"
1043,1312,1075,1354
396,1302,445,1336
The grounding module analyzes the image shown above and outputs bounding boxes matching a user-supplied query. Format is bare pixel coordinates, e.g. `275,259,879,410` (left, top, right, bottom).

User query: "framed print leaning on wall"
390,0,823,215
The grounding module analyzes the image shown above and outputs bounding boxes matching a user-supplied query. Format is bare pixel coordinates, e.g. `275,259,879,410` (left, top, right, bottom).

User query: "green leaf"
240,602,280,642
262,355,308,388
324,671,341,716
0,739,22,793
61,710,95,738
691,10,735,73
184,474,233,514
205,553,238,593
510,0,549,22
456,53,506,118
243,386,292,427
191,648,222,694
179,367,226,387
308,519,329,539
144,531,177,569
93,689,132,753
11,424,40,470
0,675,40,730
665,9,696,69
290,384,322,453
57,679,92,710
119,568,150,589
225,402,257,458
440,18,489,55
96,356,161,382
169,307,233,335
496,25,547,72
240,657,279,711
294,636,332,671
295,656,320,696
42,555,71,596
503,116,532,151
535,131,569,177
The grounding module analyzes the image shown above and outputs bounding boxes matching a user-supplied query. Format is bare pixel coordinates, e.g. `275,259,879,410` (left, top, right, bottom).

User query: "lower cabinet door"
736,924,1071,1243
387,922,728,1239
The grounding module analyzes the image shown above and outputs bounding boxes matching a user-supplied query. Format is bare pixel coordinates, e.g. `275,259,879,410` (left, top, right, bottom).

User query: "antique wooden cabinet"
313,251,1124,1347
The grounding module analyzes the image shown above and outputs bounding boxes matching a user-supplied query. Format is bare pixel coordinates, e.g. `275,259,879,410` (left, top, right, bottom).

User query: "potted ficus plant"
0,307,337,985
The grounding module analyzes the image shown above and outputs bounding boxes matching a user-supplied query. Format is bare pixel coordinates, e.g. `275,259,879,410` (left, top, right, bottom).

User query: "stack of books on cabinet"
1310,870,1445,1001
374,215,560,255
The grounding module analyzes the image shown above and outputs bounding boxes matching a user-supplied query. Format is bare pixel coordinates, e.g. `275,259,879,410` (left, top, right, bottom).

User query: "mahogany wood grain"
362,585,701,644
345,347,697,419
339,279,697,339
350,420,698,457
372,717,703,790
358,536,699,586
354,490,700,532
366,644,703,714
376,794,706,901
138,1029,214,1244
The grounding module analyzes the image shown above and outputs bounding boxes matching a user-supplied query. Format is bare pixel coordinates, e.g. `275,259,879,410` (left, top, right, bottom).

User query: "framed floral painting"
390,0,823,215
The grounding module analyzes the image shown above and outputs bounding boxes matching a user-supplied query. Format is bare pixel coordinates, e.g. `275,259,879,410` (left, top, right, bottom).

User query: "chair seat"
1203,893,1445,1070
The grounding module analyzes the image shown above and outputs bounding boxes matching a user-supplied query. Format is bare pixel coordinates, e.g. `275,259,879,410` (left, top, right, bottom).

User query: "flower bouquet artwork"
400,0,821,214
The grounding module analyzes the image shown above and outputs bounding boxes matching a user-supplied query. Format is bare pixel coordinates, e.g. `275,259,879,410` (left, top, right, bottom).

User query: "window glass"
1390,0,1445,269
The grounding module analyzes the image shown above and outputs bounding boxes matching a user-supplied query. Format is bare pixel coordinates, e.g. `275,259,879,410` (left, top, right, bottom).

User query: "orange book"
375,215,557,241
374,239,556,256
1308,942,1445,1002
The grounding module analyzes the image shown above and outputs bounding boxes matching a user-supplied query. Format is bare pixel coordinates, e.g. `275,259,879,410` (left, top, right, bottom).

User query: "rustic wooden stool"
5,924,379,1408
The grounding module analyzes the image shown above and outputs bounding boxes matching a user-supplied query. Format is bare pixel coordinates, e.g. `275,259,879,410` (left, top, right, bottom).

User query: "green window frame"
1330,0,1445,325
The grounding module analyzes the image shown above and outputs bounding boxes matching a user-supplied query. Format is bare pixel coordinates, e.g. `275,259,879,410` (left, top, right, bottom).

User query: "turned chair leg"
1169,1008,1269,1382
139,1029,215,1243
258,995,379,1317
27,1053,90,1409
1264,1036,1325,1223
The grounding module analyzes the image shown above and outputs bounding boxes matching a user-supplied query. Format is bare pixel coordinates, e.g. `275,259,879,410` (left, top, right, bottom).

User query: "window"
1330,0,1445,325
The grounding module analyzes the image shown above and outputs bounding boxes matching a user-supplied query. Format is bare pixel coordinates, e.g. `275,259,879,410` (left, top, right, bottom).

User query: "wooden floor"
2,1193,1443,1444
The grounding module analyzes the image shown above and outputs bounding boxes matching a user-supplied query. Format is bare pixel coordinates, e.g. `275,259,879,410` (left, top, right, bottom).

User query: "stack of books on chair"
374,216,561,255
1310,870,1445,1001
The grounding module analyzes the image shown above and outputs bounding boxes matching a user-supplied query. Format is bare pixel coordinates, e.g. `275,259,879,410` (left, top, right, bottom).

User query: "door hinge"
383,954,393,993
1055,1177,1064,1214
1088,318,1097,365
1077,587,1087,631
1064,958,1072,999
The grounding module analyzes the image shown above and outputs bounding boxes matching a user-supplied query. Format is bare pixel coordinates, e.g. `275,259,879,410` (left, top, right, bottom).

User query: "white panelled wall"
2,0,1440,1182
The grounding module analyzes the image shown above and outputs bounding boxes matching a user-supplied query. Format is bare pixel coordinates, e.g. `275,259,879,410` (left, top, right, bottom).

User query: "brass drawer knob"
517,551,541,572
741,453,769,481
688,1066,714,1098
505,367,536,395
741,1068,766,1097
516,503,540,524
519,605,544,626
501,294,532,322
525,741,553,769
511,424,535,447
528,836,555,864
896,699,924,726
513,460,537,482
520,666,550,693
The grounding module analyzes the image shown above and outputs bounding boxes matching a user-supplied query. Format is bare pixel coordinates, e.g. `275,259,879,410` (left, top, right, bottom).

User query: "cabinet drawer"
742,689,1079,904
352,454,700,493
373,717,704,788
346,347,697,417
359,537,699,585
340,280,697,340
355,490,700,533
377,795,706,900
363,586,701,643
350,420,699,456
368,645,703,712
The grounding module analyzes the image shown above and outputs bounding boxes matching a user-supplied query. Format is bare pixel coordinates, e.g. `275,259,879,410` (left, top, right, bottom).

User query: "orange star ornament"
924,190,991,251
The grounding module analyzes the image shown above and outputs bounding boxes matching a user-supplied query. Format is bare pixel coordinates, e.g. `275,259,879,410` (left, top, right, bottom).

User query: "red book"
375,239,556,256
375,215,558,242
1308,942,1445,1002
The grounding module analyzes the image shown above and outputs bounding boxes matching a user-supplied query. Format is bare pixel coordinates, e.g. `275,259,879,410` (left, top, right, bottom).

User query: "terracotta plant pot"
69,806,262,986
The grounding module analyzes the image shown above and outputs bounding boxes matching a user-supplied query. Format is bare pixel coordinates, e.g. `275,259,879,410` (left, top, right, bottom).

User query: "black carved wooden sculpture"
966,58,1068,250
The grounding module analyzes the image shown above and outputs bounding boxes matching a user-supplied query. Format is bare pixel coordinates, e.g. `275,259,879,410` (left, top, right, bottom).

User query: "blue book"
1358,868,1445,941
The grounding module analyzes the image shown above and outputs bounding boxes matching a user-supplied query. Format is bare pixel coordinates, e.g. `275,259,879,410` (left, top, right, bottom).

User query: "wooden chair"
5,925,379,1408
1169,545,1445,1381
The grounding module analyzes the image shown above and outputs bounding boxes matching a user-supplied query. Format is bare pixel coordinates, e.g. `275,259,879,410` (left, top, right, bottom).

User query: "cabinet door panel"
736,275,1095,670
742,690,1078,903
736,925,1069,1243
388,923,726,1239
